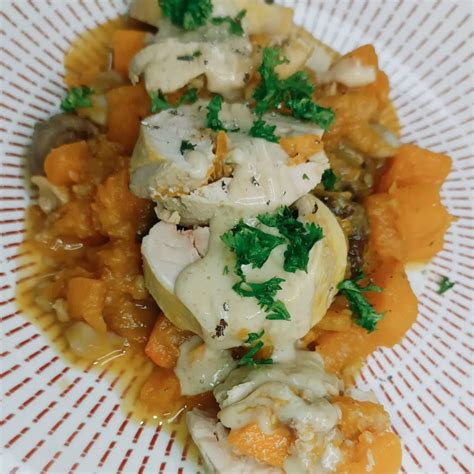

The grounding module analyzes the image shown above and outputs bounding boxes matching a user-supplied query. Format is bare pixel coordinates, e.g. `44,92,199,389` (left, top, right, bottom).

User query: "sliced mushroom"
30,114,98,175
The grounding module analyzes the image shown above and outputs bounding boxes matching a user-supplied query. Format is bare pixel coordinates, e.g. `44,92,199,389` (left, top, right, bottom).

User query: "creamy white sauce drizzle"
175,335,237,395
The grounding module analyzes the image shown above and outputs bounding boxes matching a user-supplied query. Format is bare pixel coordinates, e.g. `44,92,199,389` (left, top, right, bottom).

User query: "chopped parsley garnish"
437,276,455,294
150,87,198,114
177,50,202,61
302,173,309,180
159,0,212,31
338,272,383,332
249,119,279,143
322,169,338,191
253,47,335,130
221,220,285,277
233,278,290,320
60,86,94,112
286,97,335,130
206,94,226,131
238,340,273,366
149,90,171,113
223,265,229,275
211,9,246,36
180,140,196,154
178,87,198,105
245,330,264,343
258,206,324,273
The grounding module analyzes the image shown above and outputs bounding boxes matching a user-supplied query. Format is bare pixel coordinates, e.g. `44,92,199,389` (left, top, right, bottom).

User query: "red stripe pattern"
1,0,472,473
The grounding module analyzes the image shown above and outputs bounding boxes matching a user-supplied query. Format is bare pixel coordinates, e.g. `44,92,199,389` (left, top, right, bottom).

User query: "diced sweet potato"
44,141,89,186
366,184,451,264
227,423,293,468
345,44,378,68
140,367,183,416
392,184,451,262
367,259,418,347
280,134,324,165
139,367,217,417
377,144,452,192
112,30,147,77
364,193,402,261
145,314,191,368
93,169,153,240
67,277,107,332
334,396,390,440
316,329,375,383
53,200,102,241
339,431,402,474
106,84,151,153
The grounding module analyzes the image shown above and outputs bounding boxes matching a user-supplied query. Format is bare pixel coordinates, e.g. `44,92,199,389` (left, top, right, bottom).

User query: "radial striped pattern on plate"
1,1,473,473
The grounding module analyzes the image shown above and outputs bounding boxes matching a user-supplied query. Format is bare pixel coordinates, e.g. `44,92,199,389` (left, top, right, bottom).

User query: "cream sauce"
213,351,342,473
129,23,254,99
175,336,237,395
174,196,346,354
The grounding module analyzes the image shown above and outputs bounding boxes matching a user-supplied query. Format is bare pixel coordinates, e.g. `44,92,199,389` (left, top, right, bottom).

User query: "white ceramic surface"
1,1,473,473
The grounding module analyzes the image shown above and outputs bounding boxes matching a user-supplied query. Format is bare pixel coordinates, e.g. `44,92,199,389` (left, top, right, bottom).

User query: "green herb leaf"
206,94,227,131
60,86,94,113
338,272,383,332
437,276,455,294
178,87,198,105
159,0,212,31
149,90,171,113
233,278,290,321
302,173,309,180
180,140,196,155
249,119,279,143
258,206,324,273
223,265,229,275
221,221,286,277
322,169,338,191
245,330,264,343
238,340,273,366
211,9,246,36
177,50,202,61
286,97,335,130
253,47,335,129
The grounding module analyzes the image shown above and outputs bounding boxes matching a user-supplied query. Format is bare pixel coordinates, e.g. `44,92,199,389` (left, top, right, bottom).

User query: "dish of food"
1,0,472,473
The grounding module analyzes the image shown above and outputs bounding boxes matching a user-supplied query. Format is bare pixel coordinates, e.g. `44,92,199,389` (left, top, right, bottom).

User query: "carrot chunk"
44,141,89,186
112,30,147,77
144,314,191,368
67,277,107,332
378,144,452,192
227,423,293,468
106,83,151,154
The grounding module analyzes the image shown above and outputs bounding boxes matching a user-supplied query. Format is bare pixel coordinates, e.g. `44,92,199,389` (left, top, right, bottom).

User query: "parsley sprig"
159,0,212,31
249,119,279,143
253,47,335,130
211,9,246,36
233,278,290,320
60,86,94,113
338,272,383,332
238,341,273,366
322,169,338,191
239,330,272,366
221,221,285,278
437,276,455,294
258,206,324,273
149,87,198,113
206,94,226,131
180,140,196,154
221,207,324,321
